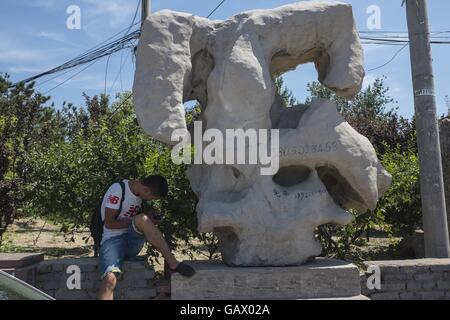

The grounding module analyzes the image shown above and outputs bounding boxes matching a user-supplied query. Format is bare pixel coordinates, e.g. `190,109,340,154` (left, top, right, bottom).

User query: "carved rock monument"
133,1,392,268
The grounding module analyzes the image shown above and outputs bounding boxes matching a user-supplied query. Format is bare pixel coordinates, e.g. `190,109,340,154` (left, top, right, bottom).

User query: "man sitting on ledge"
97,175,195,300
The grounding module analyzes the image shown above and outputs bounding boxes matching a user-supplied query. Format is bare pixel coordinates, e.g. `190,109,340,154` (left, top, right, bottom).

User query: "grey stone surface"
0,253,44,269
34,257,156,300
307,295,370,300
134,1,391,267
370,292,400,300
171,258,362,300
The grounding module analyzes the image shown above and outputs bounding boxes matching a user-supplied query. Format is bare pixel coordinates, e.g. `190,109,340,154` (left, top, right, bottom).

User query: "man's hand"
104,208,131,229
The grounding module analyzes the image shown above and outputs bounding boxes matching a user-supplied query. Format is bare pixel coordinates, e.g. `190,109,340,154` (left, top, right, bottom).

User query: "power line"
367,43,409,72
116,0,141,93
10,24,141,88
110,0,229,116
207,0,227,18
108,46,135,95
17,0,450,92
32,24,140,89
43,59,100,95
107,93,134,122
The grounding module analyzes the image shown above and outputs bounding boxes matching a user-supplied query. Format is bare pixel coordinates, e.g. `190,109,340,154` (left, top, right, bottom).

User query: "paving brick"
420,281,436,290
429,264,450,272
382,273,411,281
437,280,450,290
399,292,419,300
370,292,400,300
416,291,446,300
80,279,95,290
123,288,157,300
414,273,441,281
123,260,148,271
37,272,64,283
406,280,422,291
380,281,406,292
399,266,418,274
38,280,63,291
123,269,155,280
55,289,93,300
37,263,52,274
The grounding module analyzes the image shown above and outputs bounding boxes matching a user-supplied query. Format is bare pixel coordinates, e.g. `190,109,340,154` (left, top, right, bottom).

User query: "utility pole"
405,0,450,257
142,0,151,26
446,95,450,117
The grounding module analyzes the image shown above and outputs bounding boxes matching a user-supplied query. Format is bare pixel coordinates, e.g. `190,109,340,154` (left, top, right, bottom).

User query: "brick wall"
34,257,157,300
6,255,450,300
361,259,450,300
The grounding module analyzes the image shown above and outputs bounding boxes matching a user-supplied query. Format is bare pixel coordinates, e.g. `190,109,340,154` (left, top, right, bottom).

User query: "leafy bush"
0,74,55,244
21,92,218,260
306,78,416,154
308,78,421,261
317,138,421,262
1,72,422,264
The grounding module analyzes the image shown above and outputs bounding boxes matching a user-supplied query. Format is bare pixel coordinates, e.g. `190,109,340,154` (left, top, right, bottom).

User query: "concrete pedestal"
0,253,44,286
171,258,365,300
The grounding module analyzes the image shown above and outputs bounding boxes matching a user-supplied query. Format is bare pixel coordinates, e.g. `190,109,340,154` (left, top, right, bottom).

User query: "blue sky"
1,0,449,119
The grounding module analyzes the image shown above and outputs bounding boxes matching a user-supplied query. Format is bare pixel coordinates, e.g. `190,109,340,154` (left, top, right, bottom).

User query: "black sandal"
171,262,196,278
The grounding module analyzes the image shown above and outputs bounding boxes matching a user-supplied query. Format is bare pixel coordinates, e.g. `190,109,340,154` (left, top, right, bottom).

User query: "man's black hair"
141,175,169,198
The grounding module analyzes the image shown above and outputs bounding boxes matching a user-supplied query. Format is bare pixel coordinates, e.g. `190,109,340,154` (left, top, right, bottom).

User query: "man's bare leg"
97,273,117,300
133,214,179,270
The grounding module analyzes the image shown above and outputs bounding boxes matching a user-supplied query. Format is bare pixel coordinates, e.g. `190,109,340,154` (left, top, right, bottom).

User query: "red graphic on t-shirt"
107,195,120,205
124,205,140,218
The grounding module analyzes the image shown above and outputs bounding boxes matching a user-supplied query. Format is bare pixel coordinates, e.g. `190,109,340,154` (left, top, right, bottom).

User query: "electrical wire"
367,43,409,72
117,0,141,93
11,27,140,88
43,59,100,95
207,0,227,18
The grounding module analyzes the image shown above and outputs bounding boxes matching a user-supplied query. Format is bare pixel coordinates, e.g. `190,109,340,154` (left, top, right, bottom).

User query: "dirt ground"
0,218,209,273
1,218,403,272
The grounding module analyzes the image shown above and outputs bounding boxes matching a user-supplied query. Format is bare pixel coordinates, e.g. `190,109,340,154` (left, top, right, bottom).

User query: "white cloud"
82,0,138,28
0,33,70,77
9,67,45,74
36,31,83,49
30,0,61,9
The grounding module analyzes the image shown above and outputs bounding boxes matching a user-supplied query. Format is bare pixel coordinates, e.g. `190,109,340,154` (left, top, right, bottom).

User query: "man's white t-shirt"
101,180,142,245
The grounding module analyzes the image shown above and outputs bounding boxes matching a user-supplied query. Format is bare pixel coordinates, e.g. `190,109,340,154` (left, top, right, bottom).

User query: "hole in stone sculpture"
214,227,238,263
185,49,215,107
184,100,203,138
316,165,366,210
232,167,241,179
272,165,312,187
269,64,319,130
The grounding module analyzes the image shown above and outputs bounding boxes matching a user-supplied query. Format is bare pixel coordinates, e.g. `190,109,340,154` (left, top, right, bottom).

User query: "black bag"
90,181,126,257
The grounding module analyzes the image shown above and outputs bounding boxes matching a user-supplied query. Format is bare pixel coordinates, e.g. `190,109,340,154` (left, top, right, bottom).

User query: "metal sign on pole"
405,0,450,258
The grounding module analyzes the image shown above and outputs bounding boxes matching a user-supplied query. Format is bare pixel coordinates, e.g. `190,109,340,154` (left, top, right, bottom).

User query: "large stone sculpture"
133,1,392,267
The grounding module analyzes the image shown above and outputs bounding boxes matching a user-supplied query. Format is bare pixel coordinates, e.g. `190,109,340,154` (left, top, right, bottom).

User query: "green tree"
305,78,421,261
23,92,218,260
306,77,416,154
0,74,56,244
